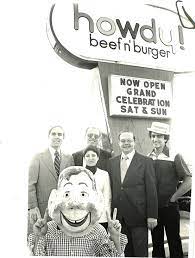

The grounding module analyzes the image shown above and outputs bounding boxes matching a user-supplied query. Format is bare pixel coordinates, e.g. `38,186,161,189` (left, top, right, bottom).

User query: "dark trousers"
121,218,148,257
151,204,183,258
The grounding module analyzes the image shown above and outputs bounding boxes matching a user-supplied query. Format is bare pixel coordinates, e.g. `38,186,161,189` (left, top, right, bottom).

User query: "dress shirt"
121,150,135,168
49,147,61,163
28,221,127,256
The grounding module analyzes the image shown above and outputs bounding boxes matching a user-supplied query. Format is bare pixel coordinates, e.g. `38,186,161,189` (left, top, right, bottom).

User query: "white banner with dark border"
108,75,172,118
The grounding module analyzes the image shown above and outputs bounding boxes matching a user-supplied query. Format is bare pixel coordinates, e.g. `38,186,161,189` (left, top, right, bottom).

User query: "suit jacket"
108,151,158,227
72,148,111,171
28,149,74,216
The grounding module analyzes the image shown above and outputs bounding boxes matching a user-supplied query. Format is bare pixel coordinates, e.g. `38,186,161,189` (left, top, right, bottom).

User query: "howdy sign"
108,75,172,118
48,0,195,72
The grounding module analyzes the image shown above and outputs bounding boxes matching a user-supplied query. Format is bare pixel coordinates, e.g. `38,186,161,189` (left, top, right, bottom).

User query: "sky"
0,0,195,256
0,2,108,255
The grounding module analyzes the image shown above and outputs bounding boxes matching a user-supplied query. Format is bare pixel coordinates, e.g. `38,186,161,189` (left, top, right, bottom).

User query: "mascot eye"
81,191,89,197
64,192,70,197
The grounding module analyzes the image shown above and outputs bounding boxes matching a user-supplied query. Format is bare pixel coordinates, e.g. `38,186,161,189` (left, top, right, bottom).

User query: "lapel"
80,150,84,165
123,151,139,184
42,149,58,180
75,150,84,166
114,155,122,185
60,152,66,171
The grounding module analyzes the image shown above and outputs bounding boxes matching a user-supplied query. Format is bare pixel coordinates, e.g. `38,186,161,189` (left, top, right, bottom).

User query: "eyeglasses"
51,132,63,136
176,0,195,29
87,133,100,140
120,139,134,143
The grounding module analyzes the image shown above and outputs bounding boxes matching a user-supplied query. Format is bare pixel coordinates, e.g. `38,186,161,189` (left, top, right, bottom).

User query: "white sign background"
108,75,172,118
51,0,195,72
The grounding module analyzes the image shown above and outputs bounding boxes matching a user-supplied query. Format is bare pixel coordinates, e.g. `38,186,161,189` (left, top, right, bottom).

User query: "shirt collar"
149,146,169,160
49,146,61,156
121,150,135,160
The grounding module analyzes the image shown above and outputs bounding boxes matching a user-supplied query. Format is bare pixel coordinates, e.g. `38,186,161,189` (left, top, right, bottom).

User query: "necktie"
54,151,60,176
121,156,128,183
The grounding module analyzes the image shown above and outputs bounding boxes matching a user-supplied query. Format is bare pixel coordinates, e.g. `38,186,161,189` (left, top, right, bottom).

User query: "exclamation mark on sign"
178,25,185,50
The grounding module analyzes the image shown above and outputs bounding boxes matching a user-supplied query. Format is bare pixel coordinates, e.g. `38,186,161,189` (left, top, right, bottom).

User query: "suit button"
121,187,124,190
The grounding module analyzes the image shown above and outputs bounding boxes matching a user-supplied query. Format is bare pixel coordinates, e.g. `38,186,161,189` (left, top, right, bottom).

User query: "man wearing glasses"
28,125,74,228
147,122,191,258
72,127,112,170
108,131,158,257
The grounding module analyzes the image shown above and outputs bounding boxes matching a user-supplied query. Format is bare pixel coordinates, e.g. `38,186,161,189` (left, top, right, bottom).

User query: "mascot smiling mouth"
60,211,91,227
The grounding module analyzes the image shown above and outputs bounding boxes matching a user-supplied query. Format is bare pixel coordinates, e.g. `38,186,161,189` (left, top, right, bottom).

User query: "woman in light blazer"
83,145,111,230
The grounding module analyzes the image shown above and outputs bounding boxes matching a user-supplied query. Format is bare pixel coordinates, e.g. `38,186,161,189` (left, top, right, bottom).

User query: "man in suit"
108,131,158,257
28,125,74,225
73,127,111,171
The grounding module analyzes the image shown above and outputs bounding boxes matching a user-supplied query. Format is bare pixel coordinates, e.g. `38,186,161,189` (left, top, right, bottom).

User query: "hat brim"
147,127,170,135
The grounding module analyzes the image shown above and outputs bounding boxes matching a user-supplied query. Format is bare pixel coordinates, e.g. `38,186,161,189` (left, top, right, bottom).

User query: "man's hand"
33,208,49,237
29,207,41,224
147,218,157,230
106,208,121,240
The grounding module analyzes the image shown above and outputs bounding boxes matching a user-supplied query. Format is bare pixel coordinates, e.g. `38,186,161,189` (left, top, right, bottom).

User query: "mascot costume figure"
28,166,127,256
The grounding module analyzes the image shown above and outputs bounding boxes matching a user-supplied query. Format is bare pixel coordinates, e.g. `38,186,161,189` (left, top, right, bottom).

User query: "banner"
108,75,172,118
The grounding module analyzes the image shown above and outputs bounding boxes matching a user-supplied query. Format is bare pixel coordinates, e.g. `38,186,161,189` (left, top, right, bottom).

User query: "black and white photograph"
1,0,195,257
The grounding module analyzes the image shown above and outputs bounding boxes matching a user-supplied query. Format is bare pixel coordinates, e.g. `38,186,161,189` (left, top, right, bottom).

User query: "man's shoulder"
99,148,112,158
31,149,49,159
135,151,152,162
109,154,120,162
61,152,73,159
174,153,192,177
72,149,83,157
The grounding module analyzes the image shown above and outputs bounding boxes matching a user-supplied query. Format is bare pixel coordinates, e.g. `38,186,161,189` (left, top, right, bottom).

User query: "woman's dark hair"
83,145,100,157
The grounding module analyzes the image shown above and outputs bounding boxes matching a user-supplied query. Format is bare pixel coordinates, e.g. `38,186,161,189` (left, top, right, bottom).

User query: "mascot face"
48,167,103,237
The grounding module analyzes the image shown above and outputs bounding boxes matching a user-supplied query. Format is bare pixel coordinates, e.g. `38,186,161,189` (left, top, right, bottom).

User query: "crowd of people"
27,122,192,257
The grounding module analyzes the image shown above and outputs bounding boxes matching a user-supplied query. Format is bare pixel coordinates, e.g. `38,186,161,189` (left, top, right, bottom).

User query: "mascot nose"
69,194,81,208
71,200,79,207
